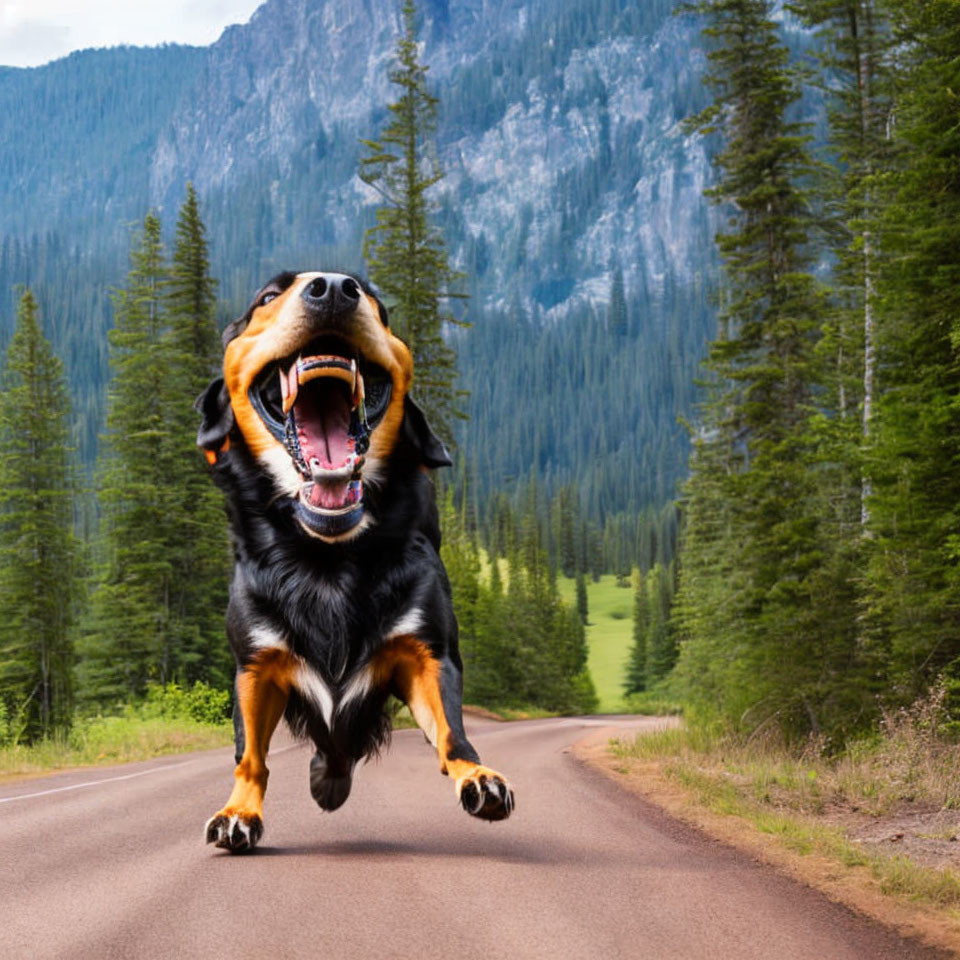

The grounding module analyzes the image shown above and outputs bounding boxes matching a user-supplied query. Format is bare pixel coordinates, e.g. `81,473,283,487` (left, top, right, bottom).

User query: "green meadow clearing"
557,575,633,714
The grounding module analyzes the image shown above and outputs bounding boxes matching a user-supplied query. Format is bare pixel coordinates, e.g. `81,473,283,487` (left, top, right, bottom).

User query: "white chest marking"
337,666,373,715
250,625,333,727
249,623,288,652
293,660,335,729
386,607,423,640
250,607,425,730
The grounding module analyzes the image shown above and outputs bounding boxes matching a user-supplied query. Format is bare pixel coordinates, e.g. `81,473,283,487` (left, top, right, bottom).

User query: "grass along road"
0,715,233,782
595,710,960,955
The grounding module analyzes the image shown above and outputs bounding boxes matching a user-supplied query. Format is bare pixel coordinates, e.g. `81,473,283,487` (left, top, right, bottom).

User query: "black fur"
201,273,476,811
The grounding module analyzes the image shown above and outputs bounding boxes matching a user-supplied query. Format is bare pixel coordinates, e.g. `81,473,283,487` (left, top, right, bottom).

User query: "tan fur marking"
369,637,508,798
211,649,293,822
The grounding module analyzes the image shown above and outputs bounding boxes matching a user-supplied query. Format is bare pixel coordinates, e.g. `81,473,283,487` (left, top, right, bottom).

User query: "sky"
0,1,264,68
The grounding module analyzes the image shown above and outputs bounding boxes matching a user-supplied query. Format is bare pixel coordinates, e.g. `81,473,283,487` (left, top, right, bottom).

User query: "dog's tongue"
280,354,361,473
306,478,362,510
308,481,346,508
295,379,352,470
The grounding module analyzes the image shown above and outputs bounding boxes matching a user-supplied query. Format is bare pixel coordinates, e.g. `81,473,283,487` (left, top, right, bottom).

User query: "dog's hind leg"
309,751,355,811
231,671,245,765
373,636,514,821
205,649,292,852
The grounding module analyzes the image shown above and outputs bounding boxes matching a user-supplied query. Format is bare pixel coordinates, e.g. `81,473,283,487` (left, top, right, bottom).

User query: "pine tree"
0,290,79,739
624,568,648,695
165,184,232,687
83,213,176,702
470,553,518,706
553,485,579,578
439,486,481,683
792,0,893,726
168,183,219,394
673,0,834,736
795,0,891,531
360,0,466,446
863,0,960,704
671,423,748,718
646,563,676,684
575,569,589,625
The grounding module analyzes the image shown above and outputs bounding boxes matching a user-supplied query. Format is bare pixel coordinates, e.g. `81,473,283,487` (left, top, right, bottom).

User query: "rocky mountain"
147,0,714,316
0,0,731,517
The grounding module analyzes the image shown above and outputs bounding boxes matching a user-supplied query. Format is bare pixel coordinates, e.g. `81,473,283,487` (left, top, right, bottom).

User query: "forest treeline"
634,0,960,742
0,188,234,741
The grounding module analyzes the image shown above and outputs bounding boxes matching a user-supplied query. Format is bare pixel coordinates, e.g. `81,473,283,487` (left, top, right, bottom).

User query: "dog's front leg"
205,650,291,852
376,636,514,821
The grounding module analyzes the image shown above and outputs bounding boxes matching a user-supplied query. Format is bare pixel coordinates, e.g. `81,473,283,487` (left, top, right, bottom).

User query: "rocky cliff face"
147,0,714,316
0,0,727,508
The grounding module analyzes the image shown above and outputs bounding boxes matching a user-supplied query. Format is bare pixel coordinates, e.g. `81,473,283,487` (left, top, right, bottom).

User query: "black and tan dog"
196,270,513,852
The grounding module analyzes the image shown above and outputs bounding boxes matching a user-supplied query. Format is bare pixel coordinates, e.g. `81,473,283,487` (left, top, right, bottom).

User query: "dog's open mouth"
249,336,393,538
284,352,365,525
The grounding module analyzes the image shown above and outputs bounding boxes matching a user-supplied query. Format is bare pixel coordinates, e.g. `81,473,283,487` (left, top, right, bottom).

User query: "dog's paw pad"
458,771,514,822
204,812,263,853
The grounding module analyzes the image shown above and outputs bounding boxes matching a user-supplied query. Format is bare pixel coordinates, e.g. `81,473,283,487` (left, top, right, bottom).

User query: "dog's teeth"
281,364,299,414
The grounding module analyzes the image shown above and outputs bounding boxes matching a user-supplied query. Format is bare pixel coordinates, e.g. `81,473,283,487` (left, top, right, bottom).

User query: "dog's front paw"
204,810,264,853
456,768,514,822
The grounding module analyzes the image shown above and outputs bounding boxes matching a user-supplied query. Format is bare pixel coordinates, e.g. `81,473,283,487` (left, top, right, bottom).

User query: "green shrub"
140,681,231,724
185,682,232,724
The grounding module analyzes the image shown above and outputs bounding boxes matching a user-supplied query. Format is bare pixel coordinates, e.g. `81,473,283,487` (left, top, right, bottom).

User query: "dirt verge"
575,739,960,958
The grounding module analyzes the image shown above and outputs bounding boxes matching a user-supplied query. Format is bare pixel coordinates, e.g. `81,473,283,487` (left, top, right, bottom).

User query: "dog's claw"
458,772,514,821
204,812,263,853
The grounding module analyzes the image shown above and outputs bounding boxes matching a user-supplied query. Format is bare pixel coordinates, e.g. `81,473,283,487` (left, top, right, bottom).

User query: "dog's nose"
301,273,361,318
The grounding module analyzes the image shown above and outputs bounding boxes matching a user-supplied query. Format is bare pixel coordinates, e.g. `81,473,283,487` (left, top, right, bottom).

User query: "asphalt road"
1,716,947,960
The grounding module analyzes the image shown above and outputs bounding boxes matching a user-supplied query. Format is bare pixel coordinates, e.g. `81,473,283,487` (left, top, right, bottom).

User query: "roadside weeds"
576,721,960,957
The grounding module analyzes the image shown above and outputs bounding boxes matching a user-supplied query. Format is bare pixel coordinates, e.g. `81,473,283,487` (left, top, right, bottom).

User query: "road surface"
1,716,947,959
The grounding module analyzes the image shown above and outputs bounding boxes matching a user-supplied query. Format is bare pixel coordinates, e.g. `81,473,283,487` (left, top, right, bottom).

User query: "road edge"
573,737,960,959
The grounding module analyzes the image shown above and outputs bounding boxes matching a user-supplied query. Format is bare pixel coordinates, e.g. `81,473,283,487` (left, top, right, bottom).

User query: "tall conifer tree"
863,0,960,703
84,213,176,702
673,0,842,736
360,0,465,445
624,569,649,695
796,0,890,528
166,183,232,686
0,290,79,739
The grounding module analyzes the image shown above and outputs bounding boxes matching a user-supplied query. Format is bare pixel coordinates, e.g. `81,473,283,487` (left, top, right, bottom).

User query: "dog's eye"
259,291,278,306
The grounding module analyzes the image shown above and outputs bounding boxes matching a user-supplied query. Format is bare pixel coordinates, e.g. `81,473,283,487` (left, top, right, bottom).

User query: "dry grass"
612,684,960,909
621,686,960,817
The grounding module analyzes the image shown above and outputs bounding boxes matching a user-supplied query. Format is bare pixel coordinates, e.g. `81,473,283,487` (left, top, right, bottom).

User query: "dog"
195,270,514,852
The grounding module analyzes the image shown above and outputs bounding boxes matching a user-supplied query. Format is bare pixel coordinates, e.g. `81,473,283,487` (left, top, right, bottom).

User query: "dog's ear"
402,396,452,468
221,308,252,349
195,377,235,451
